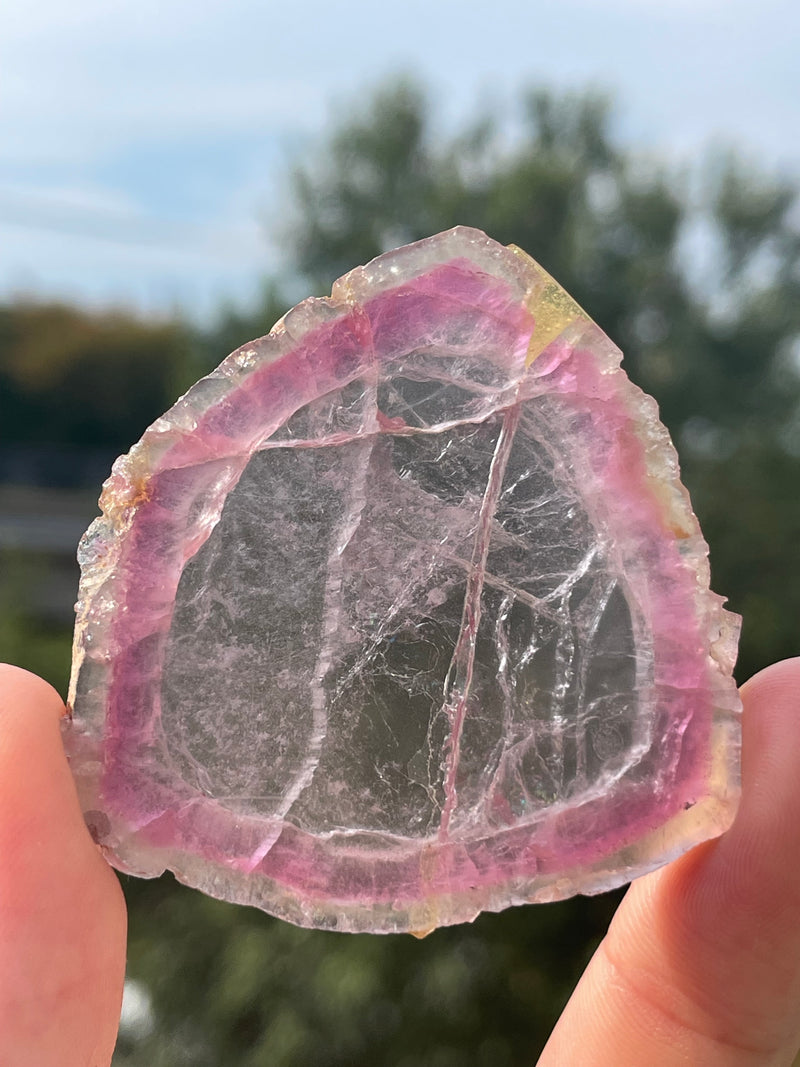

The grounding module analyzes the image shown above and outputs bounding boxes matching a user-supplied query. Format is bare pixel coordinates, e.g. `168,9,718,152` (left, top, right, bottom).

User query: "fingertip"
0,665,126,1066
0,665,76,847
658,655,800,1054
738,656,800,713
670,657,800,923
539,659,800,1066
728,656,800,855
0,663,65,718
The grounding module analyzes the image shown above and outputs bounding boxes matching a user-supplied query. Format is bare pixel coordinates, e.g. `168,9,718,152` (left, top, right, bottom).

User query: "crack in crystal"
283,431,379,826
438,400,522,840
570,575,618,786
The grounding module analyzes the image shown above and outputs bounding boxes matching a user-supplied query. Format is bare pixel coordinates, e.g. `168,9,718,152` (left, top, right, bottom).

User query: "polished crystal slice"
65,227,741,934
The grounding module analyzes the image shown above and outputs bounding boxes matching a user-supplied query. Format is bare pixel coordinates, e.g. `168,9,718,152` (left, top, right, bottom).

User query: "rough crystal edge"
69,731,738,934
65,226,742,933
511,266,741,724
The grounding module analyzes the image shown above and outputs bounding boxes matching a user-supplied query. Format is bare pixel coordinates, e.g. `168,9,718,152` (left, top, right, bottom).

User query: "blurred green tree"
0,301,193,453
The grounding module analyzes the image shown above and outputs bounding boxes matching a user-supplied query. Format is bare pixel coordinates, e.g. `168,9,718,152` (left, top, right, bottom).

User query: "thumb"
540,658,800,1066
0,664,127,1067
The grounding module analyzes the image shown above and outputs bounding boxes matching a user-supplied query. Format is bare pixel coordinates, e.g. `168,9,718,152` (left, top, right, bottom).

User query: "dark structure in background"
1,82,799,1066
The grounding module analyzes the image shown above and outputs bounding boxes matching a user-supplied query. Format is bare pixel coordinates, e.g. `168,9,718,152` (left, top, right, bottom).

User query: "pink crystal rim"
66,227,741,933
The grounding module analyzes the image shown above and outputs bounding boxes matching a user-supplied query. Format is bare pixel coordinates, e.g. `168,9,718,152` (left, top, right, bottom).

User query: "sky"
1,0,798,321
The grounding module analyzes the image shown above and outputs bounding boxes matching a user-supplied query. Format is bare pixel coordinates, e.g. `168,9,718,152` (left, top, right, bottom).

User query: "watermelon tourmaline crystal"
64,227,741,934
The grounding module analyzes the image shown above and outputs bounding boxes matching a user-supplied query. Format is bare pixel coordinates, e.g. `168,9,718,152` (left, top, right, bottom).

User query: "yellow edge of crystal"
508,244,588,366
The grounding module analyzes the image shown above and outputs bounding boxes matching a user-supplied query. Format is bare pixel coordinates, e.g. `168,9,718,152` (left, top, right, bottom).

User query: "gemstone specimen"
65,227,741,934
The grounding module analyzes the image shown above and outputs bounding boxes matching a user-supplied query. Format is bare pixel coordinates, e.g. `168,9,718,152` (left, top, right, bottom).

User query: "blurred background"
2,1,799,1063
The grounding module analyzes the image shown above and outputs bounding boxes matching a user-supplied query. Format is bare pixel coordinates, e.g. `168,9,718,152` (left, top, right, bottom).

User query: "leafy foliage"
0,302,193,452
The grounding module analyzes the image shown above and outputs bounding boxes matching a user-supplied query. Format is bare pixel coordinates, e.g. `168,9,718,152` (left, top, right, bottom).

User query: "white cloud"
0,214,270,320
0,0,331,167
0,180,266,260
0,0,797,316
0,65,323,166
0,173,272,319
0,182,140,220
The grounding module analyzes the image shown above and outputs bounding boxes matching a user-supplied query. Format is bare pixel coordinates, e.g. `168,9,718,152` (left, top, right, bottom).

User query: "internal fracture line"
438,401,521,839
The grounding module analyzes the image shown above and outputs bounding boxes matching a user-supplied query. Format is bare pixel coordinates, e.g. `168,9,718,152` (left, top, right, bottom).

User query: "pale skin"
0,659,798,1066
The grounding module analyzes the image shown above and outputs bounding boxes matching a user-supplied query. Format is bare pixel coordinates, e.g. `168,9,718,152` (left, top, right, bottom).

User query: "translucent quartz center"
161,395,642,842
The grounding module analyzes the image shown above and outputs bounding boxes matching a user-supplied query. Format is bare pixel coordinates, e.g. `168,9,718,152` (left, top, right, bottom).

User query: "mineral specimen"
65,227,741,934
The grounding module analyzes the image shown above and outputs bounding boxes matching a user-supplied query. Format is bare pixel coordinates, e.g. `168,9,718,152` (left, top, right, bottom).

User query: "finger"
539,658,800,1067
0,665,127,1067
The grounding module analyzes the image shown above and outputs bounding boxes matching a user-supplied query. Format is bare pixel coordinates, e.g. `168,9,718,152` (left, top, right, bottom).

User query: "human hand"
3,661,798,1066
540,657,800,1066
0,665,126,1067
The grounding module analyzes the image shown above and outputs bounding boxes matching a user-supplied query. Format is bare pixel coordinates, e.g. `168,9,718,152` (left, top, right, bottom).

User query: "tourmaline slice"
65,227,741,934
